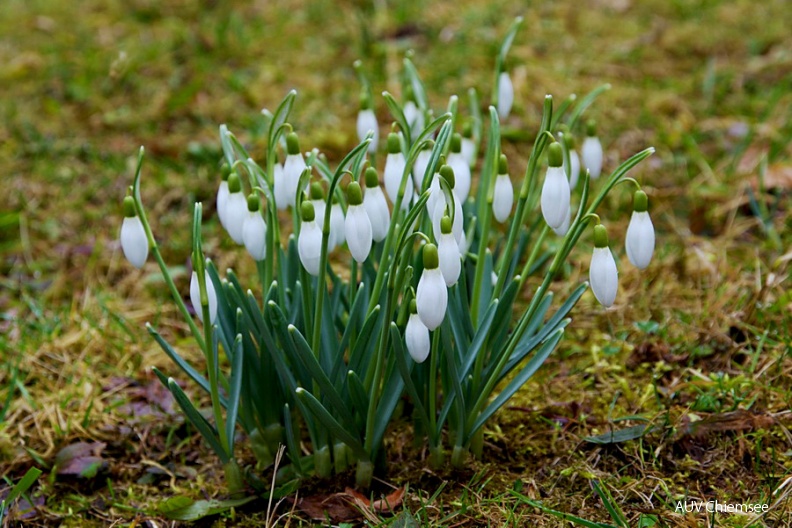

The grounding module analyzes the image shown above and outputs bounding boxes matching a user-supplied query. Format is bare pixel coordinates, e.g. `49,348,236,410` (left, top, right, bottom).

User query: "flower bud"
492,154,514,223
120,196,148,269
363,167,390,242
448,133,471,202
625,190,655,270
497,70,514,120
581,119,603,180
438,216,461,287
242,194,267,261
345,182,373,263
416,244,447,331
283,131,307,207
589,224,618,307
225,172,247,244
541,142,571,230
405,300,430,363
190,270,218,324
298,201,322,275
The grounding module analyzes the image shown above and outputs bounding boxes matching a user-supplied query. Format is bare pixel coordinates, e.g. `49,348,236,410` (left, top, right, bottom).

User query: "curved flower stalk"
216,164,231,228
190,270,218,324
589,224,618,307
224,172,247,244
362,167,390,242
120,196,148,268
384,131,412,208
283,130,307,207
416,243,447,331
242,193,267,261
431,165,463,245
540,142,571,230
356,91,378,154
437,215,461,287
298,200,322,275
497,69,514,120
581,119,603,180
448,133,471,202
345,181,373,263
625,189,655,269
492,154,513,223
405,300,430,363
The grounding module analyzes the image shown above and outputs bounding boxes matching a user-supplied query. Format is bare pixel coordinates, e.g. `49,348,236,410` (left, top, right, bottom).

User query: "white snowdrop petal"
190,270,218,324
413,150,432,189
405,313,431,364
224,192,247,244
497,71,514,120
448,153,471,202
461,137,476,168
363,188,390,242
552,207,571,237
311,199,326,226
273,163,288,211
438,233,461,287
626,211,655,269
492,173,514,223
329,203,345,250
403,101,424,138
384,153,408,205
120,217,148,269
242,211,267,261
582,137,603,180
589,247,618,307
216,181,229,228
298,221,323,275
283,154,307,207
416,268,447,331
565,150,581,189
540,166,571,230
357,109,379,153
345,205,373,263
431,198,463,246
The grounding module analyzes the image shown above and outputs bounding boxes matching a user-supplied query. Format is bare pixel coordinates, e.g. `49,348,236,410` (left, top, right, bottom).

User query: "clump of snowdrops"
119,18,655,490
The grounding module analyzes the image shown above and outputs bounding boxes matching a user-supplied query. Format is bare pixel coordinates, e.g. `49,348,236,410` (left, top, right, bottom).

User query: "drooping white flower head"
298,201,322,276
356,91,378,153
345,181,373,263
497,70,514,121
412,141,433,190
383,132,412,209
224,172,247,245
448,133,471,203
416,244,447,331
283,131,307,207
625,190,655,270
216,164,230,229
362,167,390,243
273,160,288,211
562,133,581,190
581,119,603,180
552,207,571,237
190,269,218,324
540,142,571,230
437,215,461,287
430,165,463,245
461,121,476,169
120,196,148,269
492,154,514,223
242,194,267,261
589,224,618,308
405,301,430,364
328,198,345,251
309,182,327,227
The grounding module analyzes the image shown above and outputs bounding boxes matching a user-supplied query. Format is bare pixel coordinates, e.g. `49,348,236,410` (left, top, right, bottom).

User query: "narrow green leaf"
295,388,368,460
510,491,617,528
225,335,244,454
167,379,229,463
3,467,42,506
591,481,629,528
346,370,370,417
583,424,659,446
268,90,297,152
146,324,213,398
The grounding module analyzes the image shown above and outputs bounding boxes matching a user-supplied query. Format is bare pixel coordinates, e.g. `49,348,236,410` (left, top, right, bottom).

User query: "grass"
1,0,791,525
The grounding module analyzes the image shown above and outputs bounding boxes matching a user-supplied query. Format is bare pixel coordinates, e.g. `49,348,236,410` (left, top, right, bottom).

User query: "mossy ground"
1,0,791,526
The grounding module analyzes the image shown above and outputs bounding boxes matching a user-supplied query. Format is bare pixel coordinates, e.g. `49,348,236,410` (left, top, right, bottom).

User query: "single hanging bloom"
560,130,581,190
362,167,390,243
273,160,288,211
223,172,247,244
497,69,514,120
383,131,412,208
412,140,433,190
345,181,373,263
120,195,148,268
298,201,322,276
540,142,571,230
405,300,430,363
625,190,655,270
328,197,345,251
190,269,218,324
461,121,476,169
309,182,327,226
492,154,514,223
589,224,618,308
242,193,267,261
437,215,461,287
581,119,603,180
356,91,379,154
283,130,307,207
552,207,571,237
448,133,471,202
216,163,231,229
416,244,447,331
431,164,463,245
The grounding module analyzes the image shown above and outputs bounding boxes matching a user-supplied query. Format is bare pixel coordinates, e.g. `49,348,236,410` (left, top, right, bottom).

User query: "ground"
1,0,791,526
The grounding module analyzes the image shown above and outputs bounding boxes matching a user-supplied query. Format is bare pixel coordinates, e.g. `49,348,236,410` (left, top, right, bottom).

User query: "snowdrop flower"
552,207,571,237
242,194,267,261
589,224,618,308
120,196,148,268
437,215,461,287
461,121,476,169
581,119,603,180
431,165,463,245
497,69,514,120
412,141,433,190
403,85,424,138
448,133,471,202
562,132,581,190
190,269,218,324
328,197,345,251
345,181,372,263
416,244,447,331
224,172,247,244
384,131,412,208
492,154,514,223
298,201,322,276
356,91,378,154
625,190,655,269
273,160,288,211
540,142,571,230
283,131,307,207
363,167,390,243
405,300,430,364
309,182,327,225
216,164,230,229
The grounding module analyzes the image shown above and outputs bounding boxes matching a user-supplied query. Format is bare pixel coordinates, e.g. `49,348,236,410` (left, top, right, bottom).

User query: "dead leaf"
680,410,776,439
54,442,108,479
344,486,405,513
749,163,792,191
290,487,405,523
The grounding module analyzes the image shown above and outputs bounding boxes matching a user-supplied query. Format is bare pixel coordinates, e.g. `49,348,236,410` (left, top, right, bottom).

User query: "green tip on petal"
547,142,563,168
586,119,597,137
364,166,379,188
423,243,439,269
347,181,363,205
451,133,462,153
221,163,231,181
286,131,301,155
439,164,455,189
387,132,401,154
409,299,417,314
247,193,260,212
498,154,508,175
228,172,242,193
310,182,324,200
301,200,315,222
633,190,648,212
462,121,473,138
440,215,452,234
123,196,137,218
593,224,609,248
